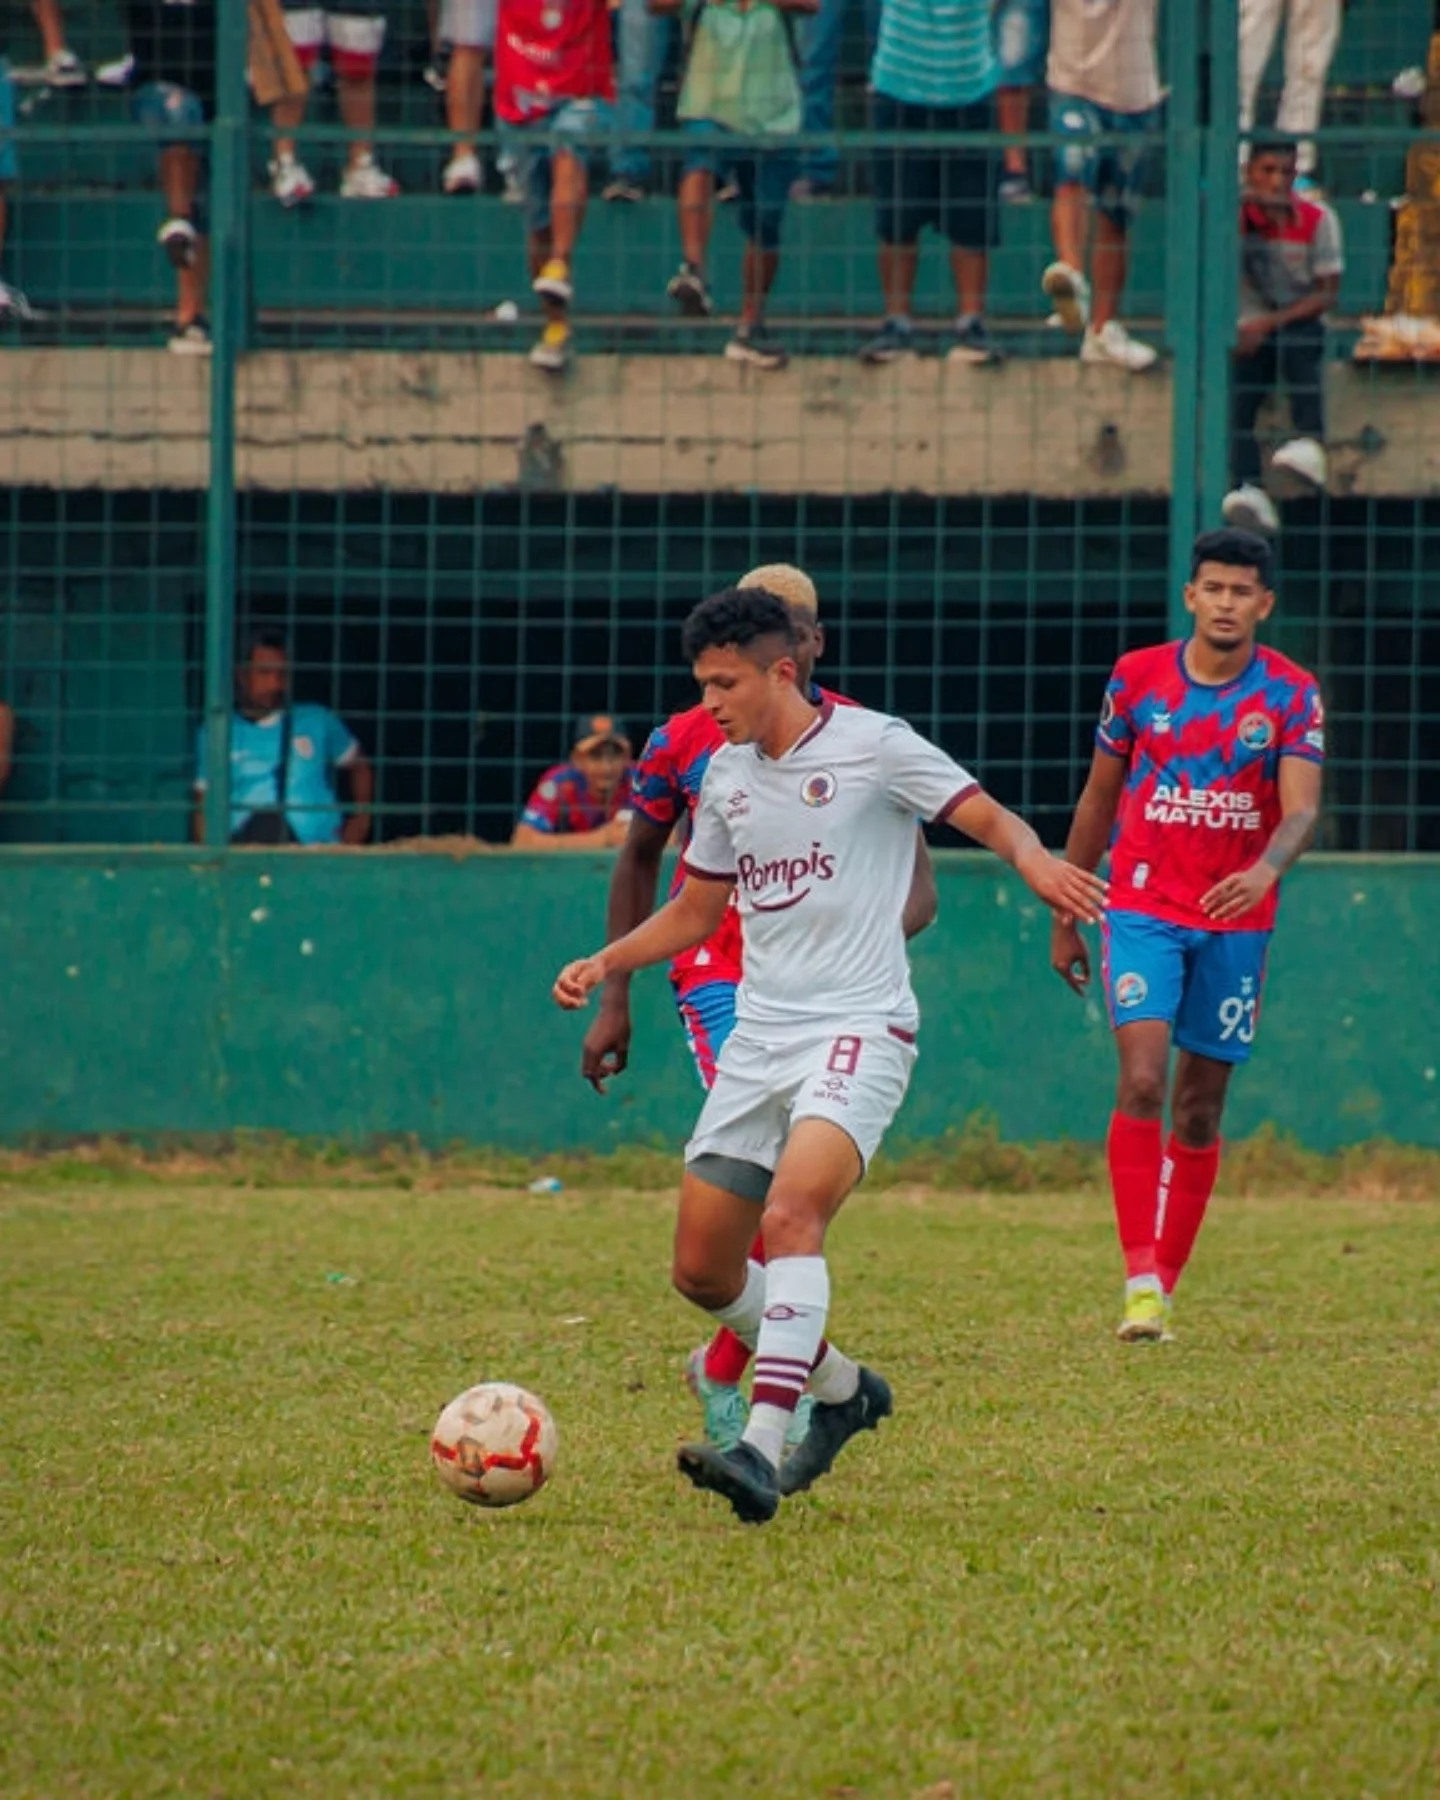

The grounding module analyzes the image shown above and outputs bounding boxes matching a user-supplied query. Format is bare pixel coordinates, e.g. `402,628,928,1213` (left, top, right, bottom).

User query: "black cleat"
676,1440,780,1524
778,1365,893,1496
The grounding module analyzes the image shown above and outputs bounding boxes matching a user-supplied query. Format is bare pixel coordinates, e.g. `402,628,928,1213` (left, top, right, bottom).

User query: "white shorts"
283,10,388,75
440,0,497,49
685,1024,917,1176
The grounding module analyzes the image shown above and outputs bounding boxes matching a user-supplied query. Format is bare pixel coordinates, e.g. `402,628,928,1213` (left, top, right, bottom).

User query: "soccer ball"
430,1382,558,1508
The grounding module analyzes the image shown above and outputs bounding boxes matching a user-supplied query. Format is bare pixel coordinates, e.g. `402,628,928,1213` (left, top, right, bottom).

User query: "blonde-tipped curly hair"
738,563,819,616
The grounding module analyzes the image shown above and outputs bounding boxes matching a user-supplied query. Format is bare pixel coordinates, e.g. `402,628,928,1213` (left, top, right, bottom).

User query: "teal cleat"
685,1346,749,1452
786,1394,815,1454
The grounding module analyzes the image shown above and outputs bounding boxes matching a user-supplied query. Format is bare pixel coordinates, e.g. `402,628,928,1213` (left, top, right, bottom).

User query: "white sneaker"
269,154,316,208
1270,436,1328,491
1081,319,1159,372
0,280,38,322
339,155,400,199
43,47,87,86
168,318,214,357
442,149,482,195
1042,260,1090,334
1222,483,1280,535
157,217,199,270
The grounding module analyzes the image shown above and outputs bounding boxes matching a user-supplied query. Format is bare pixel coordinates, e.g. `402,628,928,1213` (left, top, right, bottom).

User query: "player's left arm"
901,829,938,939
341,750,374,845
553,874,735,1010
943,789,1108,923
1200,756,1322,923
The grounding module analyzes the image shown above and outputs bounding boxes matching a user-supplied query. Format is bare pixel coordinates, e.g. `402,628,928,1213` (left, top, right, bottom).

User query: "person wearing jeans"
1223,140,1343,537
606,0,676,199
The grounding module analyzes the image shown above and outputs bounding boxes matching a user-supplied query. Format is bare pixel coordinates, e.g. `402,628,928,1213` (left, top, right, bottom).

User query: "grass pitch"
2,1176,1438,1799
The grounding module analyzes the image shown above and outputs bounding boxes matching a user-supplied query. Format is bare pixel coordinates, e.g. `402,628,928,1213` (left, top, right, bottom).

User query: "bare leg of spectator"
444,46,484,191
1050,178,1090,281
547,149,588,273
948,246,987,320
997,85,1030,188
1238,0,1285,143
740,245,778,332
269,96,317,205
338,70,378,175
877,243,920,319
1276,0,1342,178
29,0,66,60
159,144,208,332
1089,212,1129,333
678,168,716,276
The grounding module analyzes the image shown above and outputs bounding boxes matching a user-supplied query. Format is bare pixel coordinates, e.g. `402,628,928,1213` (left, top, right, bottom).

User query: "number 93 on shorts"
1101,911,1272,1064
684,1025,919,1176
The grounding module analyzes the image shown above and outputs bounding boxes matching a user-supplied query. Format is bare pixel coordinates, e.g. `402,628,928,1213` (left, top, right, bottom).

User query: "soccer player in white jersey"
554,588,1107,1524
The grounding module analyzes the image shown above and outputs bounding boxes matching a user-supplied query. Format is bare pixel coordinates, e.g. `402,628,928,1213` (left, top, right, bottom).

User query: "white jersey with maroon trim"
685,701,977,1037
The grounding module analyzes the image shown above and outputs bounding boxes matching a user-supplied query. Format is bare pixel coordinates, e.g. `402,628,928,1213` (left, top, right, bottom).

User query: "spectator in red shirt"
512,713,636,849
493,0,616,374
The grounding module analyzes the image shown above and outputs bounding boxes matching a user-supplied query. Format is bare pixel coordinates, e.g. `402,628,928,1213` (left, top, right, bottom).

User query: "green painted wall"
0,851,1434,1150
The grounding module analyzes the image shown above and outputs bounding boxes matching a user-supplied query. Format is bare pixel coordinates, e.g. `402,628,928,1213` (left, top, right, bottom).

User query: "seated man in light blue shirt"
192,631,374,846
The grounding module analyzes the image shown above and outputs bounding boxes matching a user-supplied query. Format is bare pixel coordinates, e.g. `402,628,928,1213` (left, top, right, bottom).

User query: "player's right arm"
554,874,734,1010
1049,749,1129,995
943,790,1108,922
580,809,672,1091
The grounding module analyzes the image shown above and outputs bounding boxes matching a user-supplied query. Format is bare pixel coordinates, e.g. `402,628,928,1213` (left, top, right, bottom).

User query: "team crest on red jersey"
1238,712,1275,751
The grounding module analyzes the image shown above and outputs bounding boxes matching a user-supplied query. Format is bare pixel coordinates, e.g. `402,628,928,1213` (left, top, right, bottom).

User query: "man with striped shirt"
859,0,1001,366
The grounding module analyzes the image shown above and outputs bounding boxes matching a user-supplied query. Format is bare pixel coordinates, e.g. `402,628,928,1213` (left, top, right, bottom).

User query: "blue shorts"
1102,911,1271,1065
675,979,738,1092
1049,91,1159,227
499,97,615,236
0,61,17,184
994,0,1048,88
680,119,795,251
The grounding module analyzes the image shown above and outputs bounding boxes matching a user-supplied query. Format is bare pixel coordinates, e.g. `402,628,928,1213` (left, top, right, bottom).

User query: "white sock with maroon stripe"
707,1259,766,1347
744,1255,830,1469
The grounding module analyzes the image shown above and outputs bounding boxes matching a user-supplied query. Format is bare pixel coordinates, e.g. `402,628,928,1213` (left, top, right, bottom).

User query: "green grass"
3,1180,1439,1799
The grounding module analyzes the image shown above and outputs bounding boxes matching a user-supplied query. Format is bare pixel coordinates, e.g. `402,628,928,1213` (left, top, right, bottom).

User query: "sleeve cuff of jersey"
630,795,677,830
932,782,979,824
1279,747,1325,765
1095,735,1127,759
682,859,736,882
519,814,556,834
336,742,360,768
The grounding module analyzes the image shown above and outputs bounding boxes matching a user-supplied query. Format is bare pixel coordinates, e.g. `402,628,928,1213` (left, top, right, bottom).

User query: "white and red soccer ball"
430,1382,558,1508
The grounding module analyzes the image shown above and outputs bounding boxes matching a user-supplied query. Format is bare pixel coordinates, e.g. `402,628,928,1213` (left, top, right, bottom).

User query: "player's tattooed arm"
1201,757,1322,923
1050,749,1128,994
554,874,734,1011
944,790,1108,924
580,811,673,1090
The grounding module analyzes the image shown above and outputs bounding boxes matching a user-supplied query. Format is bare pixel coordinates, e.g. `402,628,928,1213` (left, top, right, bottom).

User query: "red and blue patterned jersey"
632,685,847,994
519,761,634,835
1097,640,1324,932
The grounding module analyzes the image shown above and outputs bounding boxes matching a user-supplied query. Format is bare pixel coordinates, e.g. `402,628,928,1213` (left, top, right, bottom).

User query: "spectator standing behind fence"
512,714,635,849
993,0,1048,204
657,0,815,370
0,41,37,322
26,0,86,85
124,0,216,354
192,632,374,846
269,5,399,201
493,0,616,375
1239,0,1341,192
437,0,496,193
1222,140,1341,538
858,0,1003,366
1040,0,1160,372
604,0,674,203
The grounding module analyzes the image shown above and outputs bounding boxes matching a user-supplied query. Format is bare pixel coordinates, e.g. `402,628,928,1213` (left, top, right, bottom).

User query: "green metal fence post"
202,0,249,849
1199,0,1241,532
1165,0,1204,629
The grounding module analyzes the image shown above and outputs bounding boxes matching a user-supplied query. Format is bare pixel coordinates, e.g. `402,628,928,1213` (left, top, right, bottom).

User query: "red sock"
1156,1136,1221,1294
1107,1111,1162,1280
703,1228,766,1385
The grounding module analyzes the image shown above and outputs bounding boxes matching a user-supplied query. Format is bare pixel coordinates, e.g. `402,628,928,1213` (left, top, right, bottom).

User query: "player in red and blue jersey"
1050,528,1324,1342
579,564,937,1449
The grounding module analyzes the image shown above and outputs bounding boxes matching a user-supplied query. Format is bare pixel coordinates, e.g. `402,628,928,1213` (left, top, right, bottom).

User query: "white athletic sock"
808,1341,860,1405
744,1255,830,1468
708,1259,766,1349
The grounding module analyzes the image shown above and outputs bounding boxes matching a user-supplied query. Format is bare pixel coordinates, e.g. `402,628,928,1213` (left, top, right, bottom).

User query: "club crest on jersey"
1150,705,1173,735
725,788,750,818
1238,711,1275,751
1115,972,1148,1008
800,770,838,808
